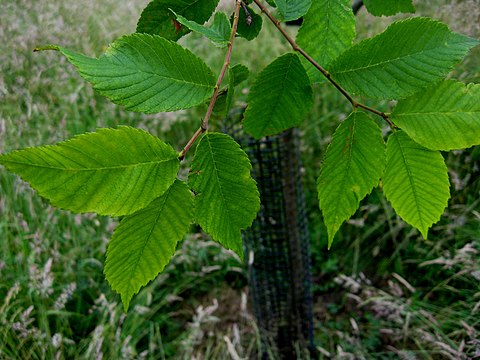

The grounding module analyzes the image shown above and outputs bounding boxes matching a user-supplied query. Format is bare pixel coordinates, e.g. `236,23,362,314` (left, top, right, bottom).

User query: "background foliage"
1,0,479,358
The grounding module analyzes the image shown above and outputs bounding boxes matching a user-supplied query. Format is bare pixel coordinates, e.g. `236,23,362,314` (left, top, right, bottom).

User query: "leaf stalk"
179,0,243,161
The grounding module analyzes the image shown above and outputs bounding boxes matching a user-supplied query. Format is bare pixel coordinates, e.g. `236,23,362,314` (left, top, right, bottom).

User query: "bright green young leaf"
243,53,313,139
233,5,263,41
274,0,312,21
329,17,479,100
105,180,193,311
383,131,450,238
317,112,385,248
0,127,179,216
363,0,415,17
136,0,219,41
173,11,231,47
188,133,260,258
392,80,480,151
296,0,355,83
39,34,215,113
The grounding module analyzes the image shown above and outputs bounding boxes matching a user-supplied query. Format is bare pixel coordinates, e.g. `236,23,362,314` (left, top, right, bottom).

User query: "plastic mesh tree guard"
224,111,315,358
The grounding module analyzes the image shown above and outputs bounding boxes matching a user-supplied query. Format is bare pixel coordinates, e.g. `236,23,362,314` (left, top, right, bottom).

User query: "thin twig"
179,0,243,160
252,0,395,128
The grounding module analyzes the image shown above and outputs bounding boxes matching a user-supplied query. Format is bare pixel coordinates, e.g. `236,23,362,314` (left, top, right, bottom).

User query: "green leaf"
188,133,260,258
42,34,216,113
173,11,231,47
383,131,450,238
226,66,236,115
364,0,415,17
136,0,219,41
230,64,250,87
0,127,179,216
274,0,311,21
296,0,355,83
105,180,193,311
317,112,386,247
329,17,479,100
233,5,263,41
392,80,480,151
243,53,313,139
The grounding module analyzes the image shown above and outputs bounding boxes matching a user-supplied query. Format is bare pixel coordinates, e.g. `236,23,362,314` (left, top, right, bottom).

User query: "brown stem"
252,0,394,128
179,0,243,161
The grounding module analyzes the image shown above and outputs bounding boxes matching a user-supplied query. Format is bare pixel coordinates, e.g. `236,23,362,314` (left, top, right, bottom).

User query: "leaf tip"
34,45,60,52
121,294,132,313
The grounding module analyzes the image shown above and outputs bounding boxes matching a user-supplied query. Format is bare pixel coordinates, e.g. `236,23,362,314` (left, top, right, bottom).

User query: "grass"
1,0,480,358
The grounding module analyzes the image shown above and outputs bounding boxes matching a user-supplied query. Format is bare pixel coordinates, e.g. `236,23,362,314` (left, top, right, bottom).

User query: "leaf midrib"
394,134,425,228
1,157,178,171
204,135,236,228
332,36,465,75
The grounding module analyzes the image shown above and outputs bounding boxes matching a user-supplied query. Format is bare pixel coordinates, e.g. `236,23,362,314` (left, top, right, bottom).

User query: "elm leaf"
189,133,260,258
0,127,179,216
105,180,193,311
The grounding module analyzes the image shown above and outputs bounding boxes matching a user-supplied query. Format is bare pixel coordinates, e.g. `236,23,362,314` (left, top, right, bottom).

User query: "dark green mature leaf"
275,0,311,21
233,5,263,41
317,112,385,247
329,18,479,99
42,34,216,113
136,0,219,40
296,0,355,83
230,64,250,86
174,11,231,47
383,131,450,238
243,53,313,139
392,80,480,151
212,64,250,115
364,0,415,16
189,133,259,257
0,127,179,216
105,180,193,311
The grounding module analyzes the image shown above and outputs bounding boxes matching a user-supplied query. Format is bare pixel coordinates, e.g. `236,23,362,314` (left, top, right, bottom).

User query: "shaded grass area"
1,0,480,358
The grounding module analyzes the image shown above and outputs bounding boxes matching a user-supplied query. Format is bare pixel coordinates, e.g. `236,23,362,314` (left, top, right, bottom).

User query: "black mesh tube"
224,111,315,358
